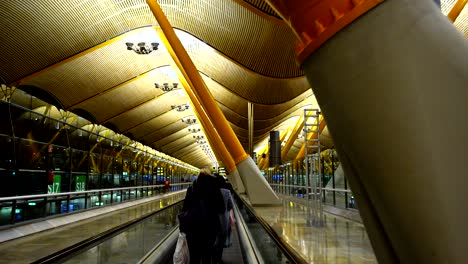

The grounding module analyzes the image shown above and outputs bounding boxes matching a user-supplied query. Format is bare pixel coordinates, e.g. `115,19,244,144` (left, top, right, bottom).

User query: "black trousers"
187,234,216,264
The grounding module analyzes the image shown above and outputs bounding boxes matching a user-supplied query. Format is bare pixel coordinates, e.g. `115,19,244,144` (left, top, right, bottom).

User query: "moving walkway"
22,194,299,264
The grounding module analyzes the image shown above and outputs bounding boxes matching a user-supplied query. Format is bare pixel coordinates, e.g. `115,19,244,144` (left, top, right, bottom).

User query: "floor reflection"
253,198,377,263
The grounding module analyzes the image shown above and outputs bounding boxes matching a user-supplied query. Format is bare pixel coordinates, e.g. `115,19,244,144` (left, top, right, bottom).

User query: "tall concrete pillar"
265,0,468,262
301,1,468,263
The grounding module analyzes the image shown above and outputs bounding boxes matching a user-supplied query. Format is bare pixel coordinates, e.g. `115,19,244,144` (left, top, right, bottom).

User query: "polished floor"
0,192,185,264
0,190,376,263
251,196,377,263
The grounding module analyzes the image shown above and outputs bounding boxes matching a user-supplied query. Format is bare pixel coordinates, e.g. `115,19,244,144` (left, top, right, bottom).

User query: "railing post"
344,177,348,209
66,194,70,213
43,196,48,217
10,200,17,225
84,192,88,209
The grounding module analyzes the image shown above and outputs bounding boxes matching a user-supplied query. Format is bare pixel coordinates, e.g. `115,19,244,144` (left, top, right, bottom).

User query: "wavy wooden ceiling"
0,0,465,168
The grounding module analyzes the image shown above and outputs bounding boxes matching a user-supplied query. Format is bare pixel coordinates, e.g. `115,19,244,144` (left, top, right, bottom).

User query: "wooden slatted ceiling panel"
111,94,187,133
77,75,158,122
204,75,314,121
0,0,154,83
143,121,188,146
160,0,301,78
1,0,300,84
182,149,211,168
154,129,191,149
23,34,173,108
175,140,207,154
454,5,468,36
130,110,189,139
441,0,458,14
179,30,309,104
242,0,280,18
162,134,197,153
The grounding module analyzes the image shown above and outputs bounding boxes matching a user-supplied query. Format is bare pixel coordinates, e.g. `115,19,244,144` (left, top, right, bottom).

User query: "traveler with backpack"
179,169,225,263
213,174,234,264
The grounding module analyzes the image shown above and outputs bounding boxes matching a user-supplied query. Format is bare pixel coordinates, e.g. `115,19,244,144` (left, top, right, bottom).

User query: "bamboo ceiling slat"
162,134,197,153
77,78,156,122
114,96,187,132
23,36,173,107
130,110,185,139
1,0,300,85
159,0,301,78
153,129,191,149
0,0,154,83
242,0,281,18
179,30,308,104
442,0,458,15
454,4,468,36
143,121,189,146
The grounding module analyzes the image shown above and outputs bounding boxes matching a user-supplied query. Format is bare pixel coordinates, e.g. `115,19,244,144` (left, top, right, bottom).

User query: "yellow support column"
146,0,276,204
448,0,467,22
174,68,245,193
281,116,304,162
295,117,326,160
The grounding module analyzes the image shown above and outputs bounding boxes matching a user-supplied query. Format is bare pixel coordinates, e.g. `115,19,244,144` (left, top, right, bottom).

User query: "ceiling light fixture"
188,127,201,133
125,42,159,54
181,116,197,125
171,103,189,112
155,82,178,92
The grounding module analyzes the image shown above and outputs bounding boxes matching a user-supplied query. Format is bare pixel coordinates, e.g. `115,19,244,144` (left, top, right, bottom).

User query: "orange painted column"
264,0,383,64
172,66,237,173
281,116,304,162
146,0,248,165
147,0,278,204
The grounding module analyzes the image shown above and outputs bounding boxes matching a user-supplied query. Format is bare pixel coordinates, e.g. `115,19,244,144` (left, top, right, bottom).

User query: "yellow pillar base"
237,157,280,205
228,169,246,194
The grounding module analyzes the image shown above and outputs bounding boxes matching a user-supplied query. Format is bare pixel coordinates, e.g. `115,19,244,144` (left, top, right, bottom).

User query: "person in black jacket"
181,169,225,263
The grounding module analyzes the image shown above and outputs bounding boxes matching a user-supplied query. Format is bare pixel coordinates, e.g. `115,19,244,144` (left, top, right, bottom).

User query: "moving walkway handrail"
139,200,266,264
233,201,265,264
0,183,192,202
31,200,184,264
269,183,352,193
138,226,179,264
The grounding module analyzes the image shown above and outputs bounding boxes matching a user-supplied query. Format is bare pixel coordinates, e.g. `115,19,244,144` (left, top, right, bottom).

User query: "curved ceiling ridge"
233,0,282,21
173,28,302,79
1,0,302,84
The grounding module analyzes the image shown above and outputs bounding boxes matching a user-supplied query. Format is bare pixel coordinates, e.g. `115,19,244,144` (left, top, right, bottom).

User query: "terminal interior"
0,0,467,263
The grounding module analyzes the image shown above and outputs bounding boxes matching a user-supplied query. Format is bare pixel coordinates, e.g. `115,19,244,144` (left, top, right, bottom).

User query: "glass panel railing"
270,183,356,210
0,183,190,226
61,202,183,264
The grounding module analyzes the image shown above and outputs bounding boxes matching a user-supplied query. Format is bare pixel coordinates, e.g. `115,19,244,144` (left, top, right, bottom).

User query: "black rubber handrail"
32,199,184,264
